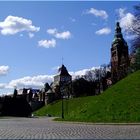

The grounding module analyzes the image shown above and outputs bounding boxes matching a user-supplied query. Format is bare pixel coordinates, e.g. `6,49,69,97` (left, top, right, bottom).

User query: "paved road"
0,117,140,139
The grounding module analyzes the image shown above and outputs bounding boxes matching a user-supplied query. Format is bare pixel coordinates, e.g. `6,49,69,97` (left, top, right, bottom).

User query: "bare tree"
130,4,140,70
131,4,140,36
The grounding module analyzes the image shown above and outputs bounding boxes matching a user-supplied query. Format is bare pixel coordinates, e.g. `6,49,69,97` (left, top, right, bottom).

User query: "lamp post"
60,86,64,119
61,93,64,119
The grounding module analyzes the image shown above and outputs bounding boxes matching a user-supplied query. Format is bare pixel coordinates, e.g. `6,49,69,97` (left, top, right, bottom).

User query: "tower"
52,64,72,99
111,22,129,83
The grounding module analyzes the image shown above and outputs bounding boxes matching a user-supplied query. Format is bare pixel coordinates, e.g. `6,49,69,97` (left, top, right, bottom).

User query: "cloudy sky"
0,1,138,95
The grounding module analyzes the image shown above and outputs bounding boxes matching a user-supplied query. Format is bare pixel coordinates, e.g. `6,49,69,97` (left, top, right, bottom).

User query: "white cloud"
0,15,40,35
0,65,9,75
116,8,140,40
95,27,111,35
87,8,108,19
70,66,101,80
8,75,54,89
38,39,56,48
70,69,88,80
0,83,7,89
117,8,135,33
47,28,57,35
47,28,71,40
55,31,71,39
28,33,34,38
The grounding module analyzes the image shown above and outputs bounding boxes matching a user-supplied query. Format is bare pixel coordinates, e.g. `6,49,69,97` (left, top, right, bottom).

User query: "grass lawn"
34,70,140,122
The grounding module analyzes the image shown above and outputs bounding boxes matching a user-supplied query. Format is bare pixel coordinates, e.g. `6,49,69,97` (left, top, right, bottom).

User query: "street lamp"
60,80,71,119
61,93,64,119
60,86,64,119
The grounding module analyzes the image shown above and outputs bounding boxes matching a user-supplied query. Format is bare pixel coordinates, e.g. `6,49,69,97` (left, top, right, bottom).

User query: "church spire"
114,22,123,39
112,22,127,47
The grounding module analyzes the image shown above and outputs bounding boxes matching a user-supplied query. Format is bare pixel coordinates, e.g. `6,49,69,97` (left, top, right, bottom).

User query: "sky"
0,1,139,95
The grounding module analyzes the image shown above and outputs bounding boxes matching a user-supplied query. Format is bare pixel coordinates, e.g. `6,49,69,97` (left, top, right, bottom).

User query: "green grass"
34,70,140,122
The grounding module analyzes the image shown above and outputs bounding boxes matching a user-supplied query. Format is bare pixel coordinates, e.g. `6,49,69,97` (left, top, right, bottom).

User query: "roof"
58,64,71,76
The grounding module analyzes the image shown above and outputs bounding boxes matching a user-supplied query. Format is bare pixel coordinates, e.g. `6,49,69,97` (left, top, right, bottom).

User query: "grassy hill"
34,70,140,122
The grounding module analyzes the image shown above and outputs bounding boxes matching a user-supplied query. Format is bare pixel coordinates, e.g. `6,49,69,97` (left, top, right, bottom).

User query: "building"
111,22,129,83
52,64,72,99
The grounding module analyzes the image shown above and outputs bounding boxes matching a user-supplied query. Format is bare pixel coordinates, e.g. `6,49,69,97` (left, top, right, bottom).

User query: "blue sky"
0,1,139,94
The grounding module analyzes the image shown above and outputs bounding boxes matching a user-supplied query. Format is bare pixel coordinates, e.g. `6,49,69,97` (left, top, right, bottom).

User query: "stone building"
111,22,129,83
51,64,72,99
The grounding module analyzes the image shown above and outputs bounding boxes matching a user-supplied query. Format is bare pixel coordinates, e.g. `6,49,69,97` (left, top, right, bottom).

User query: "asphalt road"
0,117,140,139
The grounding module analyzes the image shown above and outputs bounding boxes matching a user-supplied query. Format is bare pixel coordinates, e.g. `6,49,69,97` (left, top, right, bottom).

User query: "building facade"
111,22,129,83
